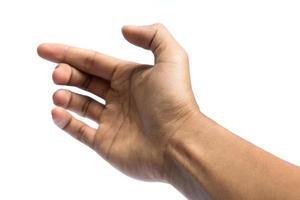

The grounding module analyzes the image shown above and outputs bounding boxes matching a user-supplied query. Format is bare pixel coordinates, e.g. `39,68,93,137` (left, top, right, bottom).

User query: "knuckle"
65,90,73,109
78,124,86,136
81,97,92,117
81,74,93,90
62,46,71,62
83,51,97,70
78,125,89,144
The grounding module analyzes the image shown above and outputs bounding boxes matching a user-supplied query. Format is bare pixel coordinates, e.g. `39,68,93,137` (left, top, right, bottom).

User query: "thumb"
121,23,187,64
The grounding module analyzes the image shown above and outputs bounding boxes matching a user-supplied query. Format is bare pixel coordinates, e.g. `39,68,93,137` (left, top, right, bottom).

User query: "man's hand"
38,23,300,200
37,24,200,182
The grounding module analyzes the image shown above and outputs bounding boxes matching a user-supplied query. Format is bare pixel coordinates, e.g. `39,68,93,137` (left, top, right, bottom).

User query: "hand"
37,23,200,182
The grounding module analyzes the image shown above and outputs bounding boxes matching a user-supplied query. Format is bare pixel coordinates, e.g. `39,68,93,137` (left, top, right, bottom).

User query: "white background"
0,0,299,199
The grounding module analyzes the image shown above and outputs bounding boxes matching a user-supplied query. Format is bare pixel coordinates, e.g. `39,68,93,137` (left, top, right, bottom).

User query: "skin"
37,23,300,200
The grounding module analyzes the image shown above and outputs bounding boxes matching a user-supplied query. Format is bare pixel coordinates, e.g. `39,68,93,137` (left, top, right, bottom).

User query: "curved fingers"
53,63,110,99
52,107,97,149
38,43,129,80
53,89,104,123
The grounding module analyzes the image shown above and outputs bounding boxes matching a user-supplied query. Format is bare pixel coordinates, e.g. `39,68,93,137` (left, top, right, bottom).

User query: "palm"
96,61,192,180
38,24,197,181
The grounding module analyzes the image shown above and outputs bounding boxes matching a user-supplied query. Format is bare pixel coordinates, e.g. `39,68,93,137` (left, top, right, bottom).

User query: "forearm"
165,113,300,200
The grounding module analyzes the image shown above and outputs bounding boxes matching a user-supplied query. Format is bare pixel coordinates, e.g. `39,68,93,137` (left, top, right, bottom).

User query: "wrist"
162,111,213,199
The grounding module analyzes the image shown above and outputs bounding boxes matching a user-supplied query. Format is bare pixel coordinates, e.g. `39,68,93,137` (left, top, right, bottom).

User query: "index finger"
37,43,128,80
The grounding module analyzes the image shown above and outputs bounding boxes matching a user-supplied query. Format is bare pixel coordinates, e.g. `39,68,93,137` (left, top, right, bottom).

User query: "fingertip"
121,23,159,33
121,25,133,38
37,43,45,53
37,43,67,62
51,107,70,129
121,25,129,32
121,24,146,48
121,23,161,50
52,64,71,85
51,106,61,118
122,24,136,31
37,43,50,57
52,89,71,108
121,24,146,37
